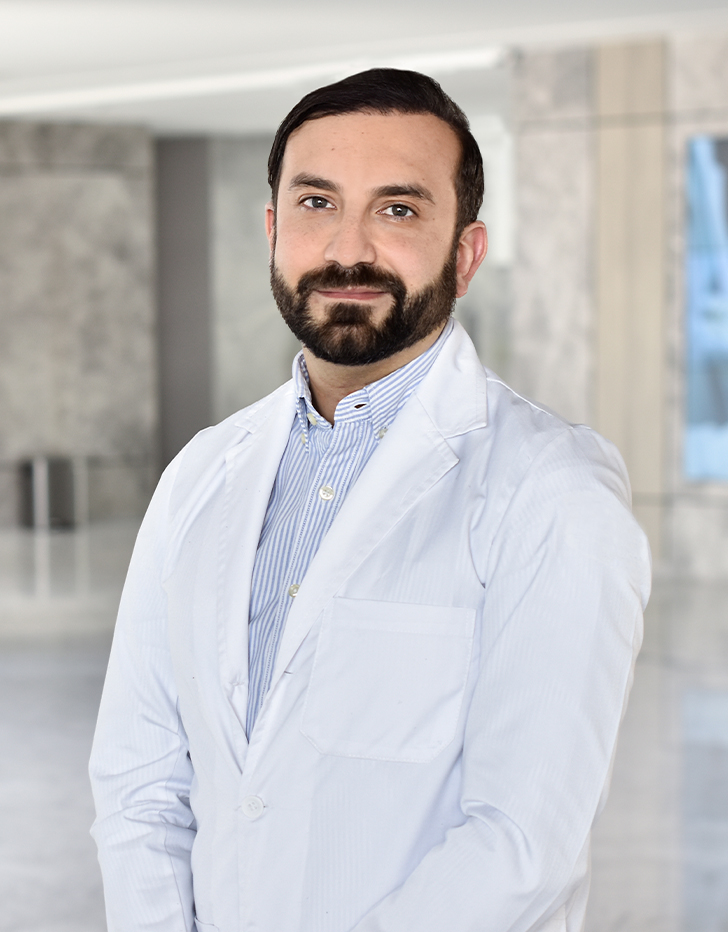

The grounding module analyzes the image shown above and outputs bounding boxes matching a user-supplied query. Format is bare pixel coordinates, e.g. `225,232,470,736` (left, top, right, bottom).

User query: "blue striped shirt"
246,320,453,734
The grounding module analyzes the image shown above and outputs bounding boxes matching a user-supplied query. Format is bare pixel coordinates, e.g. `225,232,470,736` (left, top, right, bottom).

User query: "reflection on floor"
0,640,113,932
0,523,727,932
587,578,728,932
0,522,138,932
0,522,139,640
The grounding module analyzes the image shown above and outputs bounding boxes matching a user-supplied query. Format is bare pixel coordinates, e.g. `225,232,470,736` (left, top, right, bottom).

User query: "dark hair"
268,68,484,233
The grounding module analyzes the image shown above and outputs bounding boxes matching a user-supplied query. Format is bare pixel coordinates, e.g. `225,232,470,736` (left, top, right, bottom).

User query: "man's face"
267,111,464,366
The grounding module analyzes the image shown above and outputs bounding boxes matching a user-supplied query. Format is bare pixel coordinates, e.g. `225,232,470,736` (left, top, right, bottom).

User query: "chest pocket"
300,597,475,763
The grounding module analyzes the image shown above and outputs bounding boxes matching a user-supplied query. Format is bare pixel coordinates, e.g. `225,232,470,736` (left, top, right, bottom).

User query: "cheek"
273,222,323,275
380,233,450,288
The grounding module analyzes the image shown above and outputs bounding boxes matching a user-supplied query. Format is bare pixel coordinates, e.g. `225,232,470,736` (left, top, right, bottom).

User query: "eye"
301,195,334,210
380,203,415,219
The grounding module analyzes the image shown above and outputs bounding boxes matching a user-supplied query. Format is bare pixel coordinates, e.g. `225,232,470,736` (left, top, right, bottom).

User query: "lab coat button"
241,795,265,820
288,584,300,598
318,485,335,501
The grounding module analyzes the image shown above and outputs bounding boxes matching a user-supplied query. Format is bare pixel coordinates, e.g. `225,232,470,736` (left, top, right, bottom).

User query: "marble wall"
511,38,728,577
511,48,595,427
0,123,157,524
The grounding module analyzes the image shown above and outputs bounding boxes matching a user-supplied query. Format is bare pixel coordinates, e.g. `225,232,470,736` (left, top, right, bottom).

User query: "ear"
265,201,276,254
455,221,487,298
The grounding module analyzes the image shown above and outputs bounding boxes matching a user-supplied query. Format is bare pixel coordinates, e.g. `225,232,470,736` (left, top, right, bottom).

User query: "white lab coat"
90,321,651,932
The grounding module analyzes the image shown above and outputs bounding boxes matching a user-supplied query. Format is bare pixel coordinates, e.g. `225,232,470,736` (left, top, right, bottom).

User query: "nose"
323,213,376,267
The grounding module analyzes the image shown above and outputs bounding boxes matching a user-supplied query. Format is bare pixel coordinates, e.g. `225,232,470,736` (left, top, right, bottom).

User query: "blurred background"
1,1,728,929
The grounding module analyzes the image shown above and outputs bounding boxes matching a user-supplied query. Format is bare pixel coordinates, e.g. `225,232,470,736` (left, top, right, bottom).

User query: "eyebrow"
288,173,341,193
371,183,435,204
288,174,435,204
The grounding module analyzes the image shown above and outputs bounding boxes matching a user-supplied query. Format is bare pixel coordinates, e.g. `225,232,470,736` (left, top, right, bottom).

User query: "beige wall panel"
598,42,666,116
595,41,666,556
630,125,666,490
596,124,665,491
595,125,631,448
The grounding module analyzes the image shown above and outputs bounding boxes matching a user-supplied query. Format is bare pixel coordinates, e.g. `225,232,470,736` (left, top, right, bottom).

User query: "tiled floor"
0,523,727,931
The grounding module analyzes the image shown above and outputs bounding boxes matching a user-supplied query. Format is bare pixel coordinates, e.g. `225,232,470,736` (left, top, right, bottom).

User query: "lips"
315,288,388,301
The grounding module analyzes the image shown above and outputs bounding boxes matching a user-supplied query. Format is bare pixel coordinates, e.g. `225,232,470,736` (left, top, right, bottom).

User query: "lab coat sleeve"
351,427,651,932
89,453,196,932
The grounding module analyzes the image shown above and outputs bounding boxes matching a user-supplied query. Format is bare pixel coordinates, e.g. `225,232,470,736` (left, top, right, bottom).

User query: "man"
90,69,650,932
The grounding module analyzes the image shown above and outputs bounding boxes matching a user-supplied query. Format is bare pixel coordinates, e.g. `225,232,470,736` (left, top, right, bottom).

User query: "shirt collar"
292,318,453,439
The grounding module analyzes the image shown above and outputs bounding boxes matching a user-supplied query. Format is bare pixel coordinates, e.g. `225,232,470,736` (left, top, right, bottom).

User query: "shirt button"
307,412,318,425
241,795,265,820
288,584,300,598
318,485,335,501
377,427,388,439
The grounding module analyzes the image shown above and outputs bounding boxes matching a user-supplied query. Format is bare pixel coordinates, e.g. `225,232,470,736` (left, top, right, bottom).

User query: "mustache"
295,263,407,301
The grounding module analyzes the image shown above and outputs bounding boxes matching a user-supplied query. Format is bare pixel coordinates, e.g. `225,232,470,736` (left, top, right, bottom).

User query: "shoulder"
474,371,649,581
156,380,295,520
182,380,292,455
481,369,632,507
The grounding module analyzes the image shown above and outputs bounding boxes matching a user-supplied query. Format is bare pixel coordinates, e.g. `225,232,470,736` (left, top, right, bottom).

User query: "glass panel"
685,137,728,481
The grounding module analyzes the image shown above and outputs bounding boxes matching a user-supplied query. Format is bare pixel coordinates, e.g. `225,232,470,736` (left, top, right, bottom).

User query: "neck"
302,324,446,424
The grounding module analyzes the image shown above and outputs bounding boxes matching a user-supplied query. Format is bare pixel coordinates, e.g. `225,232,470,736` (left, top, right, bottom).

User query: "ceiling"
1,0,727,134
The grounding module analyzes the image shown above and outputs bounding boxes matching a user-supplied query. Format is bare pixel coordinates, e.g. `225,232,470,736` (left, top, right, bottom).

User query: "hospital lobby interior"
2,1,728,929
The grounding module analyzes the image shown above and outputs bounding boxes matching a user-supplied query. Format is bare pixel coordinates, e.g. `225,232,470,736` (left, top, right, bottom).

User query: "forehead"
280,111,461,195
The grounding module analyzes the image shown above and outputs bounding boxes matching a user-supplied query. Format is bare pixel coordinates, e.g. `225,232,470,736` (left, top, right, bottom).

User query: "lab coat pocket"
301,597,475,763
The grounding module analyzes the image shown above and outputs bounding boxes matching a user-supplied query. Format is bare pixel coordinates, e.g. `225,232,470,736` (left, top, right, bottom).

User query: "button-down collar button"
241,795,265,820
288,584,300,598
318,485,335,501
307,412,318,425
377,427,388,439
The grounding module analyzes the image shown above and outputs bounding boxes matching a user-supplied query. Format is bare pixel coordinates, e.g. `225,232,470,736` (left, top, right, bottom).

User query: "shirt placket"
255,419,346,701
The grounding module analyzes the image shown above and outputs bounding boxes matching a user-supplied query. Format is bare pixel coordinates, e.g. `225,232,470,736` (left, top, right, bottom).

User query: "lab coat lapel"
215,385,296,720
267,321,488,693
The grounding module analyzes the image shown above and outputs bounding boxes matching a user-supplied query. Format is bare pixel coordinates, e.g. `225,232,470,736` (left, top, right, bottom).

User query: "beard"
270,244,458,366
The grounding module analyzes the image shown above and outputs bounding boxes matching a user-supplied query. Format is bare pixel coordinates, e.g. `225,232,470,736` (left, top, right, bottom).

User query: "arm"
352,428,651,932
89,456,196,932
